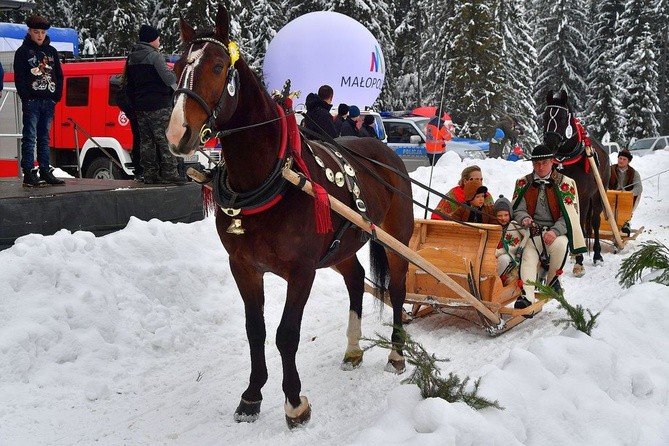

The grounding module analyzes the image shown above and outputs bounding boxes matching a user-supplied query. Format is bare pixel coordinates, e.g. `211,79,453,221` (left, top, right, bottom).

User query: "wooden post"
282,168,503,327
584,145,625,250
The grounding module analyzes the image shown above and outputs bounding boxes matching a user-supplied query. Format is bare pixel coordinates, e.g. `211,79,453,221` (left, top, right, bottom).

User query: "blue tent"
0,22,78,56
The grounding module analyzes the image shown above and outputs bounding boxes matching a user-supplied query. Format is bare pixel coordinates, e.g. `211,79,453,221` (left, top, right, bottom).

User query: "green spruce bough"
616,240,669,288
364,327,503,410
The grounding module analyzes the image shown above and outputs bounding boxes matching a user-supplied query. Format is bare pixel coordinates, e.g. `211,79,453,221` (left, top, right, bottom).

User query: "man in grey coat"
126,24,184,184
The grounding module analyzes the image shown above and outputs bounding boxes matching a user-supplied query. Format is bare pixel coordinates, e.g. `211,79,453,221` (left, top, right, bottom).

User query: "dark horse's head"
543,89,577,155
167,6,242,156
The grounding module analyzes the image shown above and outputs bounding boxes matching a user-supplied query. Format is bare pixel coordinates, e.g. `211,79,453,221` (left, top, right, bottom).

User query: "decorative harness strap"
553,118,590,174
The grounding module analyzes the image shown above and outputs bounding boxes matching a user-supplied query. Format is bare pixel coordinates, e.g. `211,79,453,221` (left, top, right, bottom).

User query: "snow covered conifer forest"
3,0,666,147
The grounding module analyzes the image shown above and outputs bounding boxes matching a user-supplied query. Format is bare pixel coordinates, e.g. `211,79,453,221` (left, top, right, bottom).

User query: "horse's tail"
369,240,390,307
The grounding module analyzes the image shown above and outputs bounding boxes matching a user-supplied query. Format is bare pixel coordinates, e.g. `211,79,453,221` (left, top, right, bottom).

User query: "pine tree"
583,0,626,143
392,0,422,109
533,0,589,115
495,0,539,147
652,0,669,134
446,0,504,139
618,0,660,141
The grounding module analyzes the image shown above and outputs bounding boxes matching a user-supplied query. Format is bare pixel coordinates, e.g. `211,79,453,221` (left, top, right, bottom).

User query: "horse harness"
545,105,600,173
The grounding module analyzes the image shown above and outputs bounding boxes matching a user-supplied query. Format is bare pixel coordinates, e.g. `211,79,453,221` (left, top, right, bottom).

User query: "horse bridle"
173,36,240,144
544,104,574,149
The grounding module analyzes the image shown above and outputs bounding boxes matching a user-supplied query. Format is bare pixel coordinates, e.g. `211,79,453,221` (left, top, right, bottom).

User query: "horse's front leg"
229,259,267,423
592,213,603,264
277,268,316,429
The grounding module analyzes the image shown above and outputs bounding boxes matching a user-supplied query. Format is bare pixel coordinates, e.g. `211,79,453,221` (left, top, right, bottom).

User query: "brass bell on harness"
227,218,245,235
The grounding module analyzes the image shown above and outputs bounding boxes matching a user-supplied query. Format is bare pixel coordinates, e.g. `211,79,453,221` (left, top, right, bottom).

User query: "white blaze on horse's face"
166,47,206,154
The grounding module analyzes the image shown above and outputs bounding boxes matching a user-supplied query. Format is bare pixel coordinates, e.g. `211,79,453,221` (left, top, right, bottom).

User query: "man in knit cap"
333,103,349,137
512,144,586,309
608,149,642,236
126,24,184,184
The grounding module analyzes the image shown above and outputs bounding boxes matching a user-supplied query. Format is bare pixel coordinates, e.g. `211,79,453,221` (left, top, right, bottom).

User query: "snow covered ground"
1,151,668,445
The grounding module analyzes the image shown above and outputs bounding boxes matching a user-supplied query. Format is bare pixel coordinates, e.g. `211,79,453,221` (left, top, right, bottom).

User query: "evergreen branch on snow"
529,280,599,335
616,240,669,289
364,327,503,410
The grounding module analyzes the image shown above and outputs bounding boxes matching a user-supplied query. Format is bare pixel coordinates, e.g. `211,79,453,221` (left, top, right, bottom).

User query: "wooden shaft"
283,168,502,326
584,145,625,250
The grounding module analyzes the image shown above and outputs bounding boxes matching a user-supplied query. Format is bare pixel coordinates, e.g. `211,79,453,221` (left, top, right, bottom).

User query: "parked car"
602,142,620,155
628,136,669,156
382,117,486,172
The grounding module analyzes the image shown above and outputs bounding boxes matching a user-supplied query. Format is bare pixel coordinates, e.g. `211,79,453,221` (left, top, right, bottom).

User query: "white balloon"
263,12,385,110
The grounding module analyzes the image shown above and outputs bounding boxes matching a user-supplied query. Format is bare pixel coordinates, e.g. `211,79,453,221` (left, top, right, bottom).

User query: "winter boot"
22,169,46,187
39,167,65,185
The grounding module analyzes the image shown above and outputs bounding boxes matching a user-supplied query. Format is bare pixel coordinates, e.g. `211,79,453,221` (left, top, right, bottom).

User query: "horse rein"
173,36,240,144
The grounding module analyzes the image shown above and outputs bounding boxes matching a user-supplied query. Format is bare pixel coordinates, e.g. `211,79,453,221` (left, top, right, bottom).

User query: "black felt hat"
531,144,555,160
338,103,349,115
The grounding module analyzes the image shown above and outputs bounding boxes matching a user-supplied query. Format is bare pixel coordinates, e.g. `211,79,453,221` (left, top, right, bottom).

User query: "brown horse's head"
167,6,240,156
543,89,574,153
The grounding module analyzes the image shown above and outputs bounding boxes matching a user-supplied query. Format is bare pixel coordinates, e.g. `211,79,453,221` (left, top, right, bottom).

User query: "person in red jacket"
425,114,452,165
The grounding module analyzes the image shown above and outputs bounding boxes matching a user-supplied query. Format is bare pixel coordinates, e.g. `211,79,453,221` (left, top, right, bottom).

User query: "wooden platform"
0,177,204,249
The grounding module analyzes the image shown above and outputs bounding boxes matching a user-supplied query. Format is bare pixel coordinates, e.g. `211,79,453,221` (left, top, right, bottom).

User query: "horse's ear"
558,89,568,103
179,17,195,43
215,5,230,43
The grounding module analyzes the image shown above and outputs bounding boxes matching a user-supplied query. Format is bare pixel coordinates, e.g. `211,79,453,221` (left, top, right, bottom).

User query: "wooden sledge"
599,190,644,250
401,219,549,332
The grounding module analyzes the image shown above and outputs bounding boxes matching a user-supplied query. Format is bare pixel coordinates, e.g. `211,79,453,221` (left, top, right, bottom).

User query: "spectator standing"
14,14,64,186
112,71,142,181
608,149,642,236
304,84,337,140
488,114,522,159
333,103,348,137
126,24,184,184
340,105,361,137
359,115,379,139
425,114,451,165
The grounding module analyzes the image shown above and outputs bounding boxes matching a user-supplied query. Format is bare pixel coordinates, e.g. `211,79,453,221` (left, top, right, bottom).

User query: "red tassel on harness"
202,186,215,217
279,103,333,234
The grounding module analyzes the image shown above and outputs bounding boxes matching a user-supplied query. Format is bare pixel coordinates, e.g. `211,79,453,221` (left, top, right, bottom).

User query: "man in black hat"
126,24,184,184
511,144,586,309
608,149,642,235
14,14,64,186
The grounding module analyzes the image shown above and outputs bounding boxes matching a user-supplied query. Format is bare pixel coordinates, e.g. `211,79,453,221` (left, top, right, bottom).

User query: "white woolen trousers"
520,234,568,302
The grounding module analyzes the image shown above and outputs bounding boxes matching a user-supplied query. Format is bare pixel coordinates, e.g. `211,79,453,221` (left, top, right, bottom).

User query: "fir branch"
617,240,669,288
528,280,599,335
364,328,503,410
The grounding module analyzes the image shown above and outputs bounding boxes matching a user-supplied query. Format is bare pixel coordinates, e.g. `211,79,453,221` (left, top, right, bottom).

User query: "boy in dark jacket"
14,14,64,186
451,183,494,223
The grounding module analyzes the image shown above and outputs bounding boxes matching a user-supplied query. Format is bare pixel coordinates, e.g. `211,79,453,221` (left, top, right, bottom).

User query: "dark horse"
166,6,413,428
543,90,611,275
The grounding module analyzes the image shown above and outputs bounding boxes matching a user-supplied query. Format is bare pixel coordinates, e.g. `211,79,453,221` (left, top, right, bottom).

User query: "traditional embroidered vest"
609,165,636,192
523,182,561,223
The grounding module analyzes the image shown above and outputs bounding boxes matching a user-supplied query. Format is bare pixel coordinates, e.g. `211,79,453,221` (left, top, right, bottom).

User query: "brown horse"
543,89,611,275
166,6,414,428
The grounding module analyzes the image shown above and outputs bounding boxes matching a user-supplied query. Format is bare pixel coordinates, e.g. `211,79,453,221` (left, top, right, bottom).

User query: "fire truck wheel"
85,156,125,179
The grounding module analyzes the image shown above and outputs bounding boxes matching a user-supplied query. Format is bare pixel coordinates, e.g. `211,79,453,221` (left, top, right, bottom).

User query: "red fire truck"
1,59,202,178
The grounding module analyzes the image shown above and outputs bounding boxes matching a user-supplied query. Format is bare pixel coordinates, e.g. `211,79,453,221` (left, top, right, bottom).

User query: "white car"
382,117,486,171
628,136,669,156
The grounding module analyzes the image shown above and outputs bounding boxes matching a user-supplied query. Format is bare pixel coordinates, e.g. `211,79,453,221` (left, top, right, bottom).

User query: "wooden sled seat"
600,190,643,241
405,220,521,316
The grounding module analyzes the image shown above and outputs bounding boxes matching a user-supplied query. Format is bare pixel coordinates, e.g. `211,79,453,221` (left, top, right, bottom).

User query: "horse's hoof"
572,264,585,277
384,358,406,375
593,255,604,265
234,398,261,423
285,396,311,429
341,349,364,371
